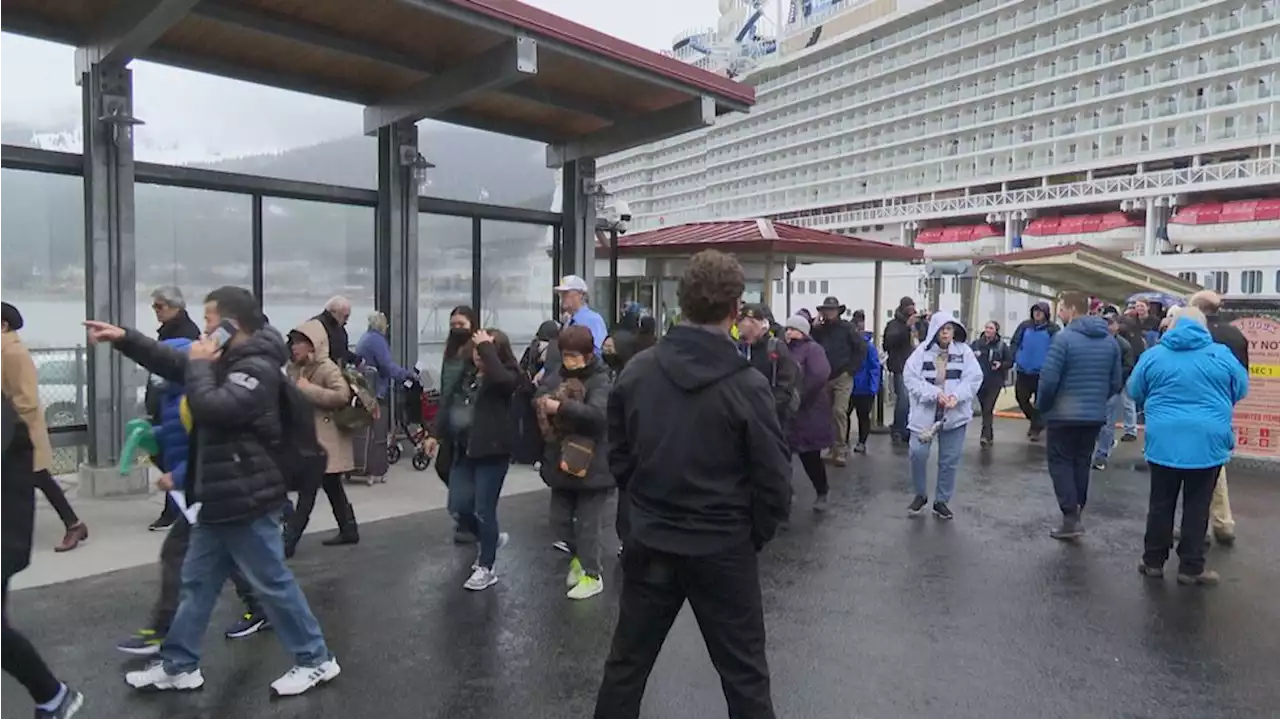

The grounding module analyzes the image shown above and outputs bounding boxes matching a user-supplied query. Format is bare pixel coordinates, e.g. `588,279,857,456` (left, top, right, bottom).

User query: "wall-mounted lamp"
99,94,143,147
399,145,435,189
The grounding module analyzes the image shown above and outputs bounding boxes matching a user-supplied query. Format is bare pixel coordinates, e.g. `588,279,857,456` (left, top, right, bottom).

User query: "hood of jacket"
535,320,560,342
1067,315,1111,339
225,327,290,369
1030,301,1052,325
922,311,968,348
656,324,750,392
291,318,331,363
1160,317,1215,351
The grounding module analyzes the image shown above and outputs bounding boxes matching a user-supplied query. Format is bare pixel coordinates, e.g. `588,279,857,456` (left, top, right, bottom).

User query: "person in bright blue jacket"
848,310,881,454
1129,307,1248,586
1009,302,1060,440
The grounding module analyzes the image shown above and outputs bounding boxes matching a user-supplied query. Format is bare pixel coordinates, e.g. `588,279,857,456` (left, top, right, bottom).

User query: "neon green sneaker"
567,574,604,600
566,556,585,589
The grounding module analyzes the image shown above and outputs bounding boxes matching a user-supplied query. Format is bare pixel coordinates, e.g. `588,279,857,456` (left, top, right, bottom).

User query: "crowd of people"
0,250,1254,717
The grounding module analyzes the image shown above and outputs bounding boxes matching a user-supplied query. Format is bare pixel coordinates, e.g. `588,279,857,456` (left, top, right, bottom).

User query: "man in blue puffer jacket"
1036,293,1121,541
1010,301,1060,440
116,339,267,655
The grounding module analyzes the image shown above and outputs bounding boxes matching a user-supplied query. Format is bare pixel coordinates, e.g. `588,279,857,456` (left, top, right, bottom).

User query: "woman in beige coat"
1,302,88,552
282,320,358,556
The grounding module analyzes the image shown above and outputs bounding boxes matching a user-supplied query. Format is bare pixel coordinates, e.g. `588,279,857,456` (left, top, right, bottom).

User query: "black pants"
33,470,78,528
848,394,874,444
2,574,62,706
151,507,259,631
615,487,632,548
595,542,774,719
1143,463,1220,575
796,450,829,497
288,472,355,540
1046,424,1102,514
978,382,1002,441
1014,372,1043,432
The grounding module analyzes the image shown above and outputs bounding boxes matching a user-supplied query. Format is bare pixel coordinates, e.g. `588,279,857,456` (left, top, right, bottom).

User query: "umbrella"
1126,291,1185,308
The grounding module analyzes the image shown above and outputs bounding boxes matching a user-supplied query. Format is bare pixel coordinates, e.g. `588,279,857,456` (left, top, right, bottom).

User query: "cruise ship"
596,0,1280,322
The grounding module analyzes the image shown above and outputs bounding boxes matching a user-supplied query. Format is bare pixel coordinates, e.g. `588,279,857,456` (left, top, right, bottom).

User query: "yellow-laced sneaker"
567,574,603,600
566,557,585,589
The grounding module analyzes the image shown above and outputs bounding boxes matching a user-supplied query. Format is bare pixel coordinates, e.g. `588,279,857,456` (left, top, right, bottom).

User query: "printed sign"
1230,316,1280,460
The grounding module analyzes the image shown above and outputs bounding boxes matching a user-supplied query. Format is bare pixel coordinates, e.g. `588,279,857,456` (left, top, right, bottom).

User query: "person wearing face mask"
970,320,1011,448
535,326,615,600
782,315,834,511
520,320,561,383
601,336,626,379
737,304,801,433
903,312,983,520
431,306,480,544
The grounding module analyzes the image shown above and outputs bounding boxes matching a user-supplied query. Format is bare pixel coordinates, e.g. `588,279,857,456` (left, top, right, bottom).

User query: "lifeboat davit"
915,224,1003,259
1166,199,1280,251
1020,212,1144,253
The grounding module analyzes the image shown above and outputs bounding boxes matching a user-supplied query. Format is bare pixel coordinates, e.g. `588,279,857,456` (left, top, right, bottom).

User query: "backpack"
275,373,328,492
766,336,802,417
333,364,378,432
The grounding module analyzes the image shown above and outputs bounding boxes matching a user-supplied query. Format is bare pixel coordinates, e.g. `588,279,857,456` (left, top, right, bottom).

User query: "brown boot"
55,523,88,552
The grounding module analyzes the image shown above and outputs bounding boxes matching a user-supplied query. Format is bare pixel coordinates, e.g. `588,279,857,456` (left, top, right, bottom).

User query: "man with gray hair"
145,286,202,531
303,296,355,367
1189,290,1248,546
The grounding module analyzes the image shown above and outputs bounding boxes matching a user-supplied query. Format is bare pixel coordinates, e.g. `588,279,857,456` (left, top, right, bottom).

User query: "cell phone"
208,320,237,349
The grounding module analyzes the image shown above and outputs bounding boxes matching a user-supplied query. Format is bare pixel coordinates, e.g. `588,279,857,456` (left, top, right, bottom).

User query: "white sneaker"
125,662,204,691
471,532,510,570
270,658,341,696
551,540,571,554
463,566,498,591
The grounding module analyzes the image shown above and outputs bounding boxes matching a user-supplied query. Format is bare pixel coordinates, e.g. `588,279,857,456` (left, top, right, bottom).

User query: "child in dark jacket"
848,315,882,453
116,338,267,655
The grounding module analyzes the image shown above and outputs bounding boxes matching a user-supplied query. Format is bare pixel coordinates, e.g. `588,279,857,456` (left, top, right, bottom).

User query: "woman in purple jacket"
784,315,835,511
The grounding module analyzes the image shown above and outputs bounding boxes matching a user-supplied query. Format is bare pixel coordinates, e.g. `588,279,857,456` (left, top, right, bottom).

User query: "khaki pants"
1211,466,1234,535
828,372,854,455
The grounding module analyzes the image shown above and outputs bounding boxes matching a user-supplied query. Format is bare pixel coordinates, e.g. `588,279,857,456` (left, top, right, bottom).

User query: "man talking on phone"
85,286,339,697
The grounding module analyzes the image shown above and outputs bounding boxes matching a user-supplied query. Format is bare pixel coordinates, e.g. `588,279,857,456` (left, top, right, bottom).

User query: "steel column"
251,193,264,304
472,217,483,322
551,224,563,319
1143,199,1158,256
82,63,138,467
375,122,420,370
559,159,597,298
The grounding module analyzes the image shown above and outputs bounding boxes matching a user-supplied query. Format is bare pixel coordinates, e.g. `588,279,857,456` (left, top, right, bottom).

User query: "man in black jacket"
1190,290,1248,545
595,250,791,719
882,296,918,442
811,296,868,465
737,303,801,432
85,286,340,698
145,286,202,531
307,295,356,367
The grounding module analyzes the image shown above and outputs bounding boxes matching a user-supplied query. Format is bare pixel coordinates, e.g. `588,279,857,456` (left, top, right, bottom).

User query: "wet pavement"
4,420,1279,719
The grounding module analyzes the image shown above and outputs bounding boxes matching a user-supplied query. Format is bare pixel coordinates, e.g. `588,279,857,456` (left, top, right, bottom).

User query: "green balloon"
119,418,160,475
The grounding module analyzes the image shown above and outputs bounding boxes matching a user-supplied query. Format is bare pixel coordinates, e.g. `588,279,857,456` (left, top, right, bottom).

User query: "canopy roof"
974,243,1201,304
2,0,754,161
599,219,923,262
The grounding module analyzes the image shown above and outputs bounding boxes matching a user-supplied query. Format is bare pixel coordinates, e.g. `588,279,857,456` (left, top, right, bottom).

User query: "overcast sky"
0,0,729,157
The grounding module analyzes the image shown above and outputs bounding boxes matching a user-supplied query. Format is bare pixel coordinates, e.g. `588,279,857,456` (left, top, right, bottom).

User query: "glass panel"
417,214,474,379
418,122,557,210
1,36,81,153
480,220,555,346
0,168,88,470
262,199,375,358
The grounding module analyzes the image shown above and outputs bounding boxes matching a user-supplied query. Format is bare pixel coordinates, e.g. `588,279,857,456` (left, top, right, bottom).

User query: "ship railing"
773,158,1280,227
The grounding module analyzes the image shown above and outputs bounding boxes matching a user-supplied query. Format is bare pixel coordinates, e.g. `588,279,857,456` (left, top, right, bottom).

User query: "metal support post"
375,121,420,370
551,224,563,319
471,217,483,322
80,62,141,492
1143,198,1158,256
559,159,597,291
872,261,886,428
607,228,620,329
251,193,264,304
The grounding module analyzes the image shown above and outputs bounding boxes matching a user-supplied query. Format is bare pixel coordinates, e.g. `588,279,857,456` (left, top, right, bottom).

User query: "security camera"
600,199,631,234
615,199,632,223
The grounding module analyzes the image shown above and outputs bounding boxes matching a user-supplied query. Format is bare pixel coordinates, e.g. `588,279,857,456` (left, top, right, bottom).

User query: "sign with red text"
1230,316,1280,460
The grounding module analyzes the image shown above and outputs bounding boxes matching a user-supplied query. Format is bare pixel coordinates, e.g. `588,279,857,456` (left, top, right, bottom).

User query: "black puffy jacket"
116,328,290,524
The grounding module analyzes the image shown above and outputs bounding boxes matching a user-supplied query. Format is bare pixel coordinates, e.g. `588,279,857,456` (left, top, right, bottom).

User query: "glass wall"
0,168,88,471
417,122,556,210
262,199,375,349
480,220,555,345
135,184,253,326
417,214,473,380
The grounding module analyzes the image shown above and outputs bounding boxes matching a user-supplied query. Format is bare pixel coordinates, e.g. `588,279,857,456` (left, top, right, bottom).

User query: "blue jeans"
1122,395,1137,436
909,424,967,502
448,451,510,569
160,510,330,674
892,372,910,438
1094,394,1125,462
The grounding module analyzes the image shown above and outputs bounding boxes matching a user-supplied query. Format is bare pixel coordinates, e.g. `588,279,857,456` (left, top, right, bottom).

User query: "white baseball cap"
554,275,589,293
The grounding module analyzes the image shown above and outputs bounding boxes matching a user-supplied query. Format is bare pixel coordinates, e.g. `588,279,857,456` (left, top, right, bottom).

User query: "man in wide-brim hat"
810,296,868,466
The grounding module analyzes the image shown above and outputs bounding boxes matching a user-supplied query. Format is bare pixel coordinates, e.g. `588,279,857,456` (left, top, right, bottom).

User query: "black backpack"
274,372,327,492
766,336,801,417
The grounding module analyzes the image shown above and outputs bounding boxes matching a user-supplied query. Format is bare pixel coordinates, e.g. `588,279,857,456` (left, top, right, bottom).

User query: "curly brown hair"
678,250,745,325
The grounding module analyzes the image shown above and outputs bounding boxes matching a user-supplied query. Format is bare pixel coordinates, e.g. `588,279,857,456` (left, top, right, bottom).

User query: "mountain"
1,121,557,306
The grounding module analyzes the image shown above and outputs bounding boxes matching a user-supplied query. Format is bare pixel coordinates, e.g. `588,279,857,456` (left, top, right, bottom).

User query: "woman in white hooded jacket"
903,312,983,519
